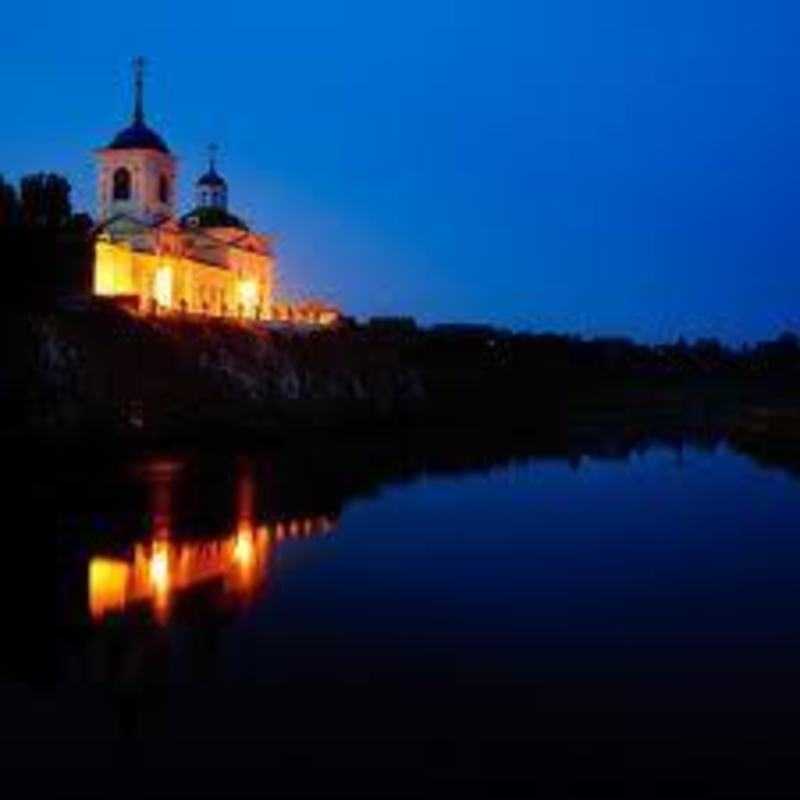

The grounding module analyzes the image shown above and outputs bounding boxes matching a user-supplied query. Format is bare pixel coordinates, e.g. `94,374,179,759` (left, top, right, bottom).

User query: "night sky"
1,1,799,342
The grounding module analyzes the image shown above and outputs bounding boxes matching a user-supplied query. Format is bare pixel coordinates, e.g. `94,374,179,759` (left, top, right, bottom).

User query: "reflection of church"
88,456,338,624
88,513,337,624
93,60,335,324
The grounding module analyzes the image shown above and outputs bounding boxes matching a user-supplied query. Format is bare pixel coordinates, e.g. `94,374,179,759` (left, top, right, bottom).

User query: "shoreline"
4,301,800,464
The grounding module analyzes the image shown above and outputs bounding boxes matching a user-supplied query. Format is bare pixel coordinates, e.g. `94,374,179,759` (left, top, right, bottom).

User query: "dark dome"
180,206,248,231
197,168,226,188
108,121,170,154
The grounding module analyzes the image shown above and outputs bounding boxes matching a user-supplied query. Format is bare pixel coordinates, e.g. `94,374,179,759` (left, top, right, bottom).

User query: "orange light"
238,279,258,313
153,265,173,309
149,541,170,623
233,530,255,569
87,514,336,622
88,558,130,620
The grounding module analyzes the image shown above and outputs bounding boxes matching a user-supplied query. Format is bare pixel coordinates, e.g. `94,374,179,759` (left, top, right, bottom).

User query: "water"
5,435,800,793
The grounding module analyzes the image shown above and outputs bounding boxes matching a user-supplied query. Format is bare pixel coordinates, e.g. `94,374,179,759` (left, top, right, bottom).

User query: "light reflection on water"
87,457,337,624
88,518,336,623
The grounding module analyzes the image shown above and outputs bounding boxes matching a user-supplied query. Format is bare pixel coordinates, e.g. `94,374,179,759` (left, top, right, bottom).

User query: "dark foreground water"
4,434,800,796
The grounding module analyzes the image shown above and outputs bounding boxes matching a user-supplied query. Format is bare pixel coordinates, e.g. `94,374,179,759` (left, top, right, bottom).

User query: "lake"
4,432,800,795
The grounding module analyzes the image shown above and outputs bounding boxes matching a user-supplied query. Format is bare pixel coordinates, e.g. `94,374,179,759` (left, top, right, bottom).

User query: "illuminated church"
93,60,274,319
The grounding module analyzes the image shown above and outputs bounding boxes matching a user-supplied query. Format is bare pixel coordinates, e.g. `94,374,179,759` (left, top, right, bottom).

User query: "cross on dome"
105,55,170,154
133,56,146,124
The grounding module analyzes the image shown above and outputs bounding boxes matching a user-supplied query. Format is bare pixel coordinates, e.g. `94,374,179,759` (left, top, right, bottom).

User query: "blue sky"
1,0,799,342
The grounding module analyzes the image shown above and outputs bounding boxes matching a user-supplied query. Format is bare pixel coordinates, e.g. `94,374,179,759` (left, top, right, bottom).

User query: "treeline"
360,319,800,391
0,173,94,307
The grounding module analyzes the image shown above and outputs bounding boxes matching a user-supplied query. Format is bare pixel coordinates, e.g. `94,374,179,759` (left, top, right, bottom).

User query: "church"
93,61,297,322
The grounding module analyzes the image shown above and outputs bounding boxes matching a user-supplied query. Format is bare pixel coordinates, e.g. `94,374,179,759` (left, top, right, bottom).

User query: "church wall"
228,248,274,319
94,240,273,320
94,239,135,296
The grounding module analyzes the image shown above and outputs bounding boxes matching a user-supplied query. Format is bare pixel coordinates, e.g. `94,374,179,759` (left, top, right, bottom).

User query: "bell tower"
96,58,177,227
196,144,229,210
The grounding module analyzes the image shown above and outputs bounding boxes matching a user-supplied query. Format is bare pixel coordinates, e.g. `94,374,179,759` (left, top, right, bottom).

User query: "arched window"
112,167,131,201
159,174,170,204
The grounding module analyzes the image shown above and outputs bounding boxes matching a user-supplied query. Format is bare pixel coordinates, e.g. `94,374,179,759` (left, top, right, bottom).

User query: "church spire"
133,56,146,125
208,143,219,174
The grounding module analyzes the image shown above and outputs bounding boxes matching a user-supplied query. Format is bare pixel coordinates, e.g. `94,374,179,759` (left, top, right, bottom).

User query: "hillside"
3,300,798,443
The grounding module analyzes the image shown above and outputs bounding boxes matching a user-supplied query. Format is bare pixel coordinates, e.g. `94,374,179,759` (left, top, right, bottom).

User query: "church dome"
108,120,170,154
197,167,226,188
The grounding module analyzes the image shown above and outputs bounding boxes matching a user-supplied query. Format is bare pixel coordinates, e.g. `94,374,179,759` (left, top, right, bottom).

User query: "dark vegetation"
0,173,93,305
5,299,800,444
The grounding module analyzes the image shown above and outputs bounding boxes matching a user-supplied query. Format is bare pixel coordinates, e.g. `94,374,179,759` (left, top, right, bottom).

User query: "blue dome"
108,121,170,154
197,168,226,188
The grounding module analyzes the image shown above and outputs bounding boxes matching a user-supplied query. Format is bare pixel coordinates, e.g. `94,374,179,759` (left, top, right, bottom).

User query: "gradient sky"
1,1,799,342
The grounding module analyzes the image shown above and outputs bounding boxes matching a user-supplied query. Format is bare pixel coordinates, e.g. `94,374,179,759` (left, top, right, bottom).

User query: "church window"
112,167,131,201
159,174,170,204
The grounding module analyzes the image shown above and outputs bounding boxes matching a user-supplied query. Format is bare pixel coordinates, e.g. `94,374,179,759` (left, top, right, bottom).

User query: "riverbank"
4,300,800,450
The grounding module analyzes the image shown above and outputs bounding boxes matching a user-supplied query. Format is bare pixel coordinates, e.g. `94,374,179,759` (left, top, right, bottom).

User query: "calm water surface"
5,437,800,791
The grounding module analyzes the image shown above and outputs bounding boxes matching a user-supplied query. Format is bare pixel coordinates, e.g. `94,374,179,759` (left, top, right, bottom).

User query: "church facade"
93,61,274,320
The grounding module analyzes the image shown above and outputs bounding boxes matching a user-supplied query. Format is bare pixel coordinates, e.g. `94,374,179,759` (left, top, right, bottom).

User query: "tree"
694,337,723,357
19,173,72,228
0,172,93,306
0,175,18,227
777,331,799,349
68,212,94,235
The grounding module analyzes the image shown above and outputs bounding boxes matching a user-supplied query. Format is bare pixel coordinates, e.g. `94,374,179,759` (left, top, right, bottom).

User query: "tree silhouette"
0,171,93,306
0,175,18,227
19,173,72,229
